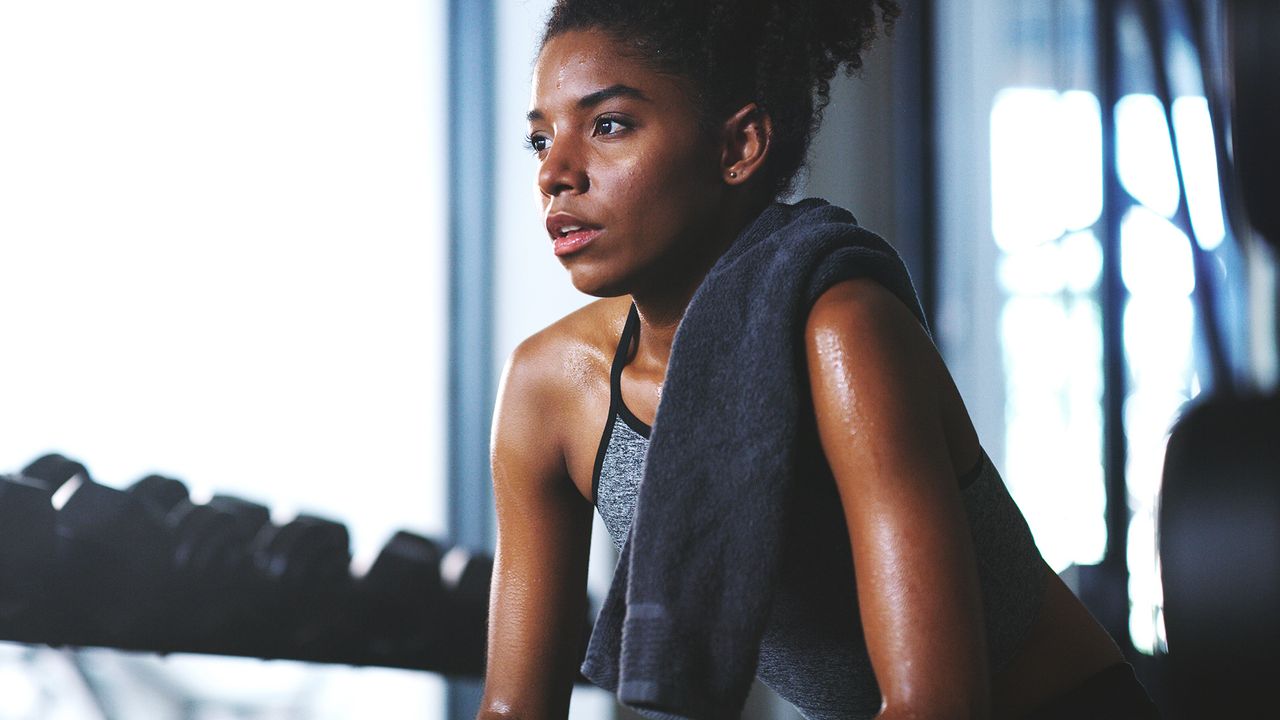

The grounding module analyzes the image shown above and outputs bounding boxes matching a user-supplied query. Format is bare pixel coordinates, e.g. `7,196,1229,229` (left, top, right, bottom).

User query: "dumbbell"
129,474,189,518
127,483,354,660
0,474,56,639
21,453,174,647
176,493,276,655
347,530,447,666
347,536,492,673
436,545,494,674
20,453,90,499
441,546,493,604
128,477,258,582
124,476,260,651
197,495,353,660
253,512,354,659
207,494,272,540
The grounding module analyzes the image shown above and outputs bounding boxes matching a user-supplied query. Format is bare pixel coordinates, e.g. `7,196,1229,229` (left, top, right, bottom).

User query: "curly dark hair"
541,0,900,199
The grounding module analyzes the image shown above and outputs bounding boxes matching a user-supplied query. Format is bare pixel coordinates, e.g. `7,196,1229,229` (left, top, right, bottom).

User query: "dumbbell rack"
0,453,494,676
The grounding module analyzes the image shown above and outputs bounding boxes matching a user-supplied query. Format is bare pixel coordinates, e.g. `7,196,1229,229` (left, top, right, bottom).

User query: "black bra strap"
609,303,640,407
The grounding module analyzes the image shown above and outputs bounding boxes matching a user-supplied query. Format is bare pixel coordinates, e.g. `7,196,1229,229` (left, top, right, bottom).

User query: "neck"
628,196,767,372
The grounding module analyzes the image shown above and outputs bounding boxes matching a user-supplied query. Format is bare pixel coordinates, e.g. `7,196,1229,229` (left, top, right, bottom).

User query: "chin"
563,261,631,298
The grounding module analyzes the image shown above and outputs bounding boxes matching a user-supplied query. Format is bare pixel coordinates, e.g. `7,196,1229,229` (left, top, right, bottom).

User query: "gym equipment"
440,545,493,604
438,545,493,673
126,479,257,584
0,453,509,678
207,494,272,533
352,531,447,666
1152,3,1280,717
125,477,260,651
20,453,89,498
0,475,56,635
129,474,190,517
22,454,175,647
246,511,355,657
1159,393,1280,717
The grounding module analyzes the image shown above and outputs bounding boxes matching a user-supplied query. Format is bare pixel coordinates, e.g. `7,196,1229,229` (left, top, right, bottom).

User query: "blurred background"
0,0,1275,718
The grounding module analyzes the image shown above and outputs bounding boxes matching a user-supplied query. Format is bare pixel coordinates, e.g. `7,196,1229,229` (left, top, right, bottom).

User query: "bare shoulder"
805,276,981,482
804,277,936,424
804,277,937,393
805,277,929,347
493,296,633,497
500,295,632,406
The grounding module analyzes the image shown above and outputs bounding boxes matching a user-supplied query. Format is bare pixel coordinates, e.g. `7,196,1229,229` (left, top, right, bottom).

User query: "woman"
479,1,1158,718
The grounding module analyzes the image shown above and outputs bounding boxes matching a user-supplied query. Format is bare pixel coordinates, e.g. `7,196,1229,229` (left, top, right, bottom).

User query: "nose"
537,134,589,198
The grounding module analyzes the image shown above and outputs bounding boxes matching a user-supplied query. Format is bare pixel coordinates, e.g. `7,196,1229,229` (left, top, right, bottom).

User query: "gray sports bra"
590,302,1049,720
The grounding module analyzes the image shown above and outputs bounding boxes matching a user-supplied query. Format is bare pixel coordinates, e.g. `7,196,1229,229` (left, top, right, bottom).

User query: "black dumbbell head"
207,495,272,540
363,531,444,600
440,546,493,604
166,500,254,577
252,514,352,589
128,474,190,520
0,475,56,622
21,453,89,494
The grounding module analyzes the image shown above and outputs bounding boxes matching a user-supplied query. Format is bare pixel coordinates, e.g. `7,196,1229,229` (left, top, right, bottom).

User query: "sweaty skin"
804,279,1123,719
479,28,1123,720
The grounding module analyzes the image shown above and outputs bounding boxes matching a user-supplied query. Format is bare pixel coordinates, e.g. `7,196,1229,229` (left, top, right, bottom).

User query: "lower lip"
553,228,603,256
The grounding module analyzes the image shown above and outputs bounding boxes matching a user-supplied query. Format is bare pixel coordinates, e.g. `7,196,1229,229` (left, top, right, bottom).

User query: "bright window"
991,85,1220,656
990,88,1108,573
0,0,448,715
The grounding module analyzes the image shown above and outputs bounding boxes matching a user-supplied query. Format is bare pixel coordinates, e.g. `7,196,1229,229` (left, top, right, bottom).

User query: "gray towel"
580,199,929,718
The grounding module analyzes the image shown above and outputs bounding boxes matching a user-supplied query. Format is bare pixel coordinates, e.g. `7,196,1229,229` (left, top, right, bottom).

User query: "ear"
720,102,771,186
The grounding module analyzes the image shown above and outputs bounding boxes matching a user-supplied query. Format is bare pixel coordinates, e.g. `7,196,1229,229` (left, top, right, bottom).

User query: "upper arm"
480,337,595,720
804,279,990,719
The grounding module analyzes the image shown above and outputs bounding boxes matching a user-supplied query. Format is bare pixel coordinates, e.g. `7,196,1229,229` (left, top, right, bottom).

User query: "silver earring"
728,171,738,178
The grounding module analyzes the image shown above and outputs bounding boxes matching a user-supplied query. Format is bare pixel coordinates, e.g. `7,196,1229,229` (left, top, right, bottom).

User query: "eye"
593,116,629,137
524,132,551,154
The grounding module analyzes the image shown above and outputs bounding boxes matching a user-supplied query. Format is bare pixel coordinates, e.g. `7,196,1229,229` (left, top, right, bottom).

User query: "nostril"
545,179,584,197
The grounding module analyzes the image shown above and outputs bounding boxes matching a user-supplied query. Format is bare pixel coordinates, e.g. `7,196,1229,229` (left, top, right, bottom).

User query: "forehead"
529,29,687,115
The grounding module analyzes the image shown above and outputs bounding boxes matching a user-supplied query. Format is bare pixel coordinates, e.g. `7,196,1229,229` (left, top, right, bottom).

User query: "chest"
564,354,662,505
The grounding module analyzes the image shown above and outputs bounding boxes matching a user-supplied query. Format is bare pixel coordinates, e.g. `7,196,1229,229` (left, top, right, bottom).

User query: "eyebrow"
526,84,650,122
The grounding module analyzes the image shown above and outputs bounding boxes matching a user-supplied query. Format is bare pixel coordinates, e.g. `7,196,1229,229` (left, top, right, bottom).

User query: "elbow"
874,660,991,720
877,706,987,720
475,698,557,720
475,698,517,720
876,691,990,720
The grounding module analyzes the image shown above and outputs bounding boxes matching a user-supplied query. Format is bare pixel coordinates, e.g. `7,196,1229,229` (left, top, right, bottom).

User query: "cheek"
637,142,714,189
662,160,720,238
574,129,721,276
616,146,716,230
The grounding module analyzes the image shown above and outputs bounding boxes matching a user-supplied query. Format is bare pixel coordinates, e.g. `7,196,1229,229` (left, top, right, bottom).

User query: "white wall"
799,41,899,243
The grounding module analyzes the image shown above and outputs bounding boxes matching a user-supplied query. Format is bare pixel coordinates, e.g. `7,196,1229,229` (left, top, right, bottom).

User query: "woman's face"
528,29,725,297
